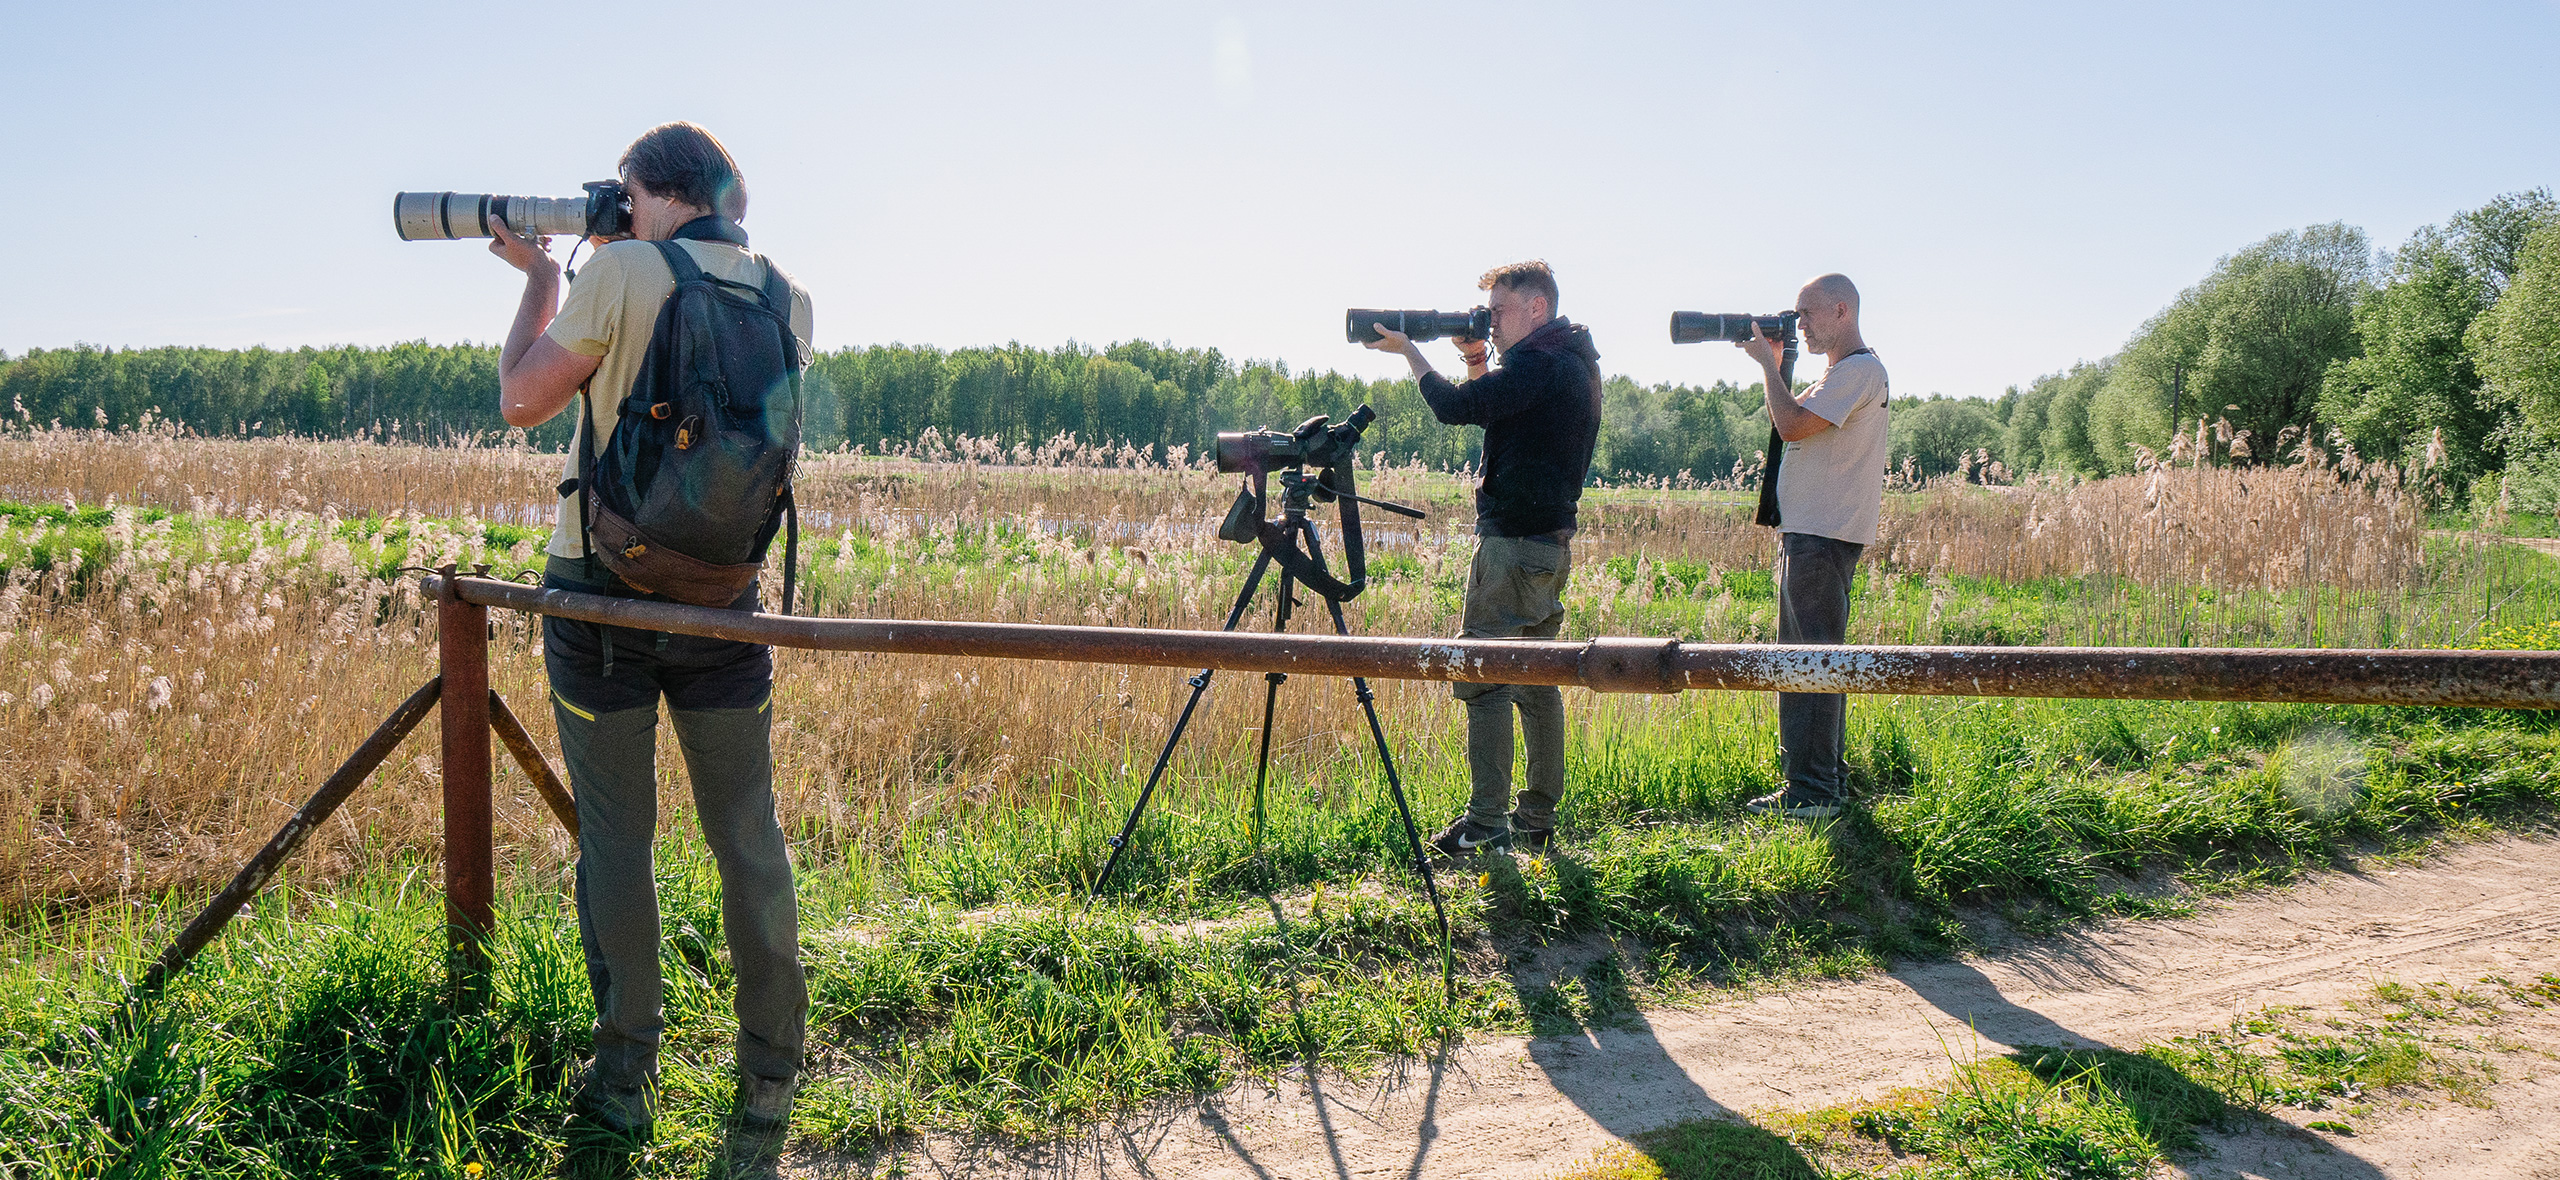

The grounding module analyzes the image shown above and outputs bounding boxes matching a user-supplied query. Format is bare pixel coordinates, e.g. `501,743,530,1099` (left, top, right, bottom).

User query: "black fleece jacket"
1417,316,1603,537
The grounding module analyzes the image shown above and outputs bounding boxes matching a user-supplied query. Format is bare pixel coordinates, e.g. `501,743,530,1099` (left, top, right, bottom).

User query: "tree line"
0,330,2060,488
1989,190,2560,509
0,334,1775,480
5,186,2556,501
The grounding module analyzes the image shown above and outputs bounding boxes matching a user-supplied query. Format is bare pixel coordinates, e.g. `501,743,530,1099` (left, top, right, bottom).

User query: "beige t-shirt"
1774,351,1890,545
541,238,815,559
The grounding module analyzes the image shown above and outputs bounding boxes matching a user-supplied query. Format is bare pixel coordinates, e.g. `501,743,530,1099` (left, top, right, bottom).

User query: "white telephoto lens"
392,192,591,240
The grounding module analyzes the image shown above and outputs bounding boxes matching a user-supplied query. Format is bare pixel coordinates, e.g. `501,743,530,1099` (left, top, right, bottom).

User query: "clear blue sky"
4,1,2554,401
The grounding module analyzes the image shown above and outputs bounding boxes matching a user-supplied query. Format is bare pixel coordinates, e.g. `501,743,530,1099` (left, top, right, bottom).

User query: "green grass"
6,693,2558,1174
1594,540,2560,650
2432,507,2560,539
0,499,548,591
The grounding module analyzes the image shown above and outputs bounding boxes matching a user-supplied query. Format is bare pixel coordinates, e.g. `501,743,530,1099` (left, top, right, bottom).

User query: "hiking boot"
572,1064,656,1136
1507,813,1555,854
738,1070,800,1129
1429,815,1512,856
1746,787,1844,821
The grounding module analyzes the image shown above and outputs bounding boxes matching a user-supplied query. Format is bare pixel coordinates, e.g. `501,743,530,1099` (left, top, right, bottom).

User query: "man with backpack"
488,121,813,1136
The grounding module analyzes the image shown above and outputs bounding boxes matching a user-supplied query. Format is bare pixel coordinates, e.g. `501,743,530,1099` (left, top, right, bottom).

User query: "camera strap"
669,215,748,247
563,377,597,582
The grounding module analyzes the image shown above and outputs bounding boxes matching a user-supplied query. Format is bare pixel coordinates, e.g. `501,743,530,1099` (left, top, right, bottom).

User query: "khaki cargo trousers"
543,558,807,1091
1453,533,1573,831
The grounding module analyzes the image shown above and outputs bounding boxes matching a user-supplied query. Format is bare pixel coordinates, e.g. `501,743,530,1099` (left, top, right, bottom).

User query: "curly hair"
1478,259,1559,314
619,122,747,220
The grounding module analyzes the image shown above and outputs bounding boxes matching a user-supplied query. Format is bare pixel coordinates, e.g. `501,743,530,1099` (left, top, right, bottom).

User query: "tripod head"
1210,403,1424,603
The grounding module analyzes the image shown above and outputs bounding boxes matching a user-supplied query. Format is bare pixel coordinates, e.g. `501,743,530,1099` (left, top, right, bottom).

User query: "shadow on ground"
1503,849,1824,1179
1893,952,2390,1179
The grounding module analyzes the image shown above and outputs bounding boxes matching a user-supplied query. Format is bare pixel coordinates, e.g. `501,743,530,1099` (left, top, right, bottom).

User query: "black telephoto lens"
1669,311,1798,345
1346,308,1492,344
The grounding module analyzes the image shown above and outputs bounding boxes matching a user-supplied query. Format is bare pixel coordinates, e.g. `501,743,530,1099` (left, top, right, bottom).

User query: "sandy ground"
799,835,2560,1179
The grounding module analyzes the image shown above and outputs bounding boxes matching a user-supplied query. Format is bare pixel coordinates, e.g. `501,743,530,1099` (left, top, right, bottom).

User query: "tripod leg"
1324,595,1458,1001
1252,569,1296,859
1088,548,1275,907
1251,670,1284,870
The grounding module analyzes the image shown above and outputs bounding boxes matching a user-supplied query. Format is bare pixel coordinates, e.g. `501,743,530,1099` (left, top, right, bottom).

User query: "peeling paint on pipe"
1673,645,2560,708
428,576,2560,710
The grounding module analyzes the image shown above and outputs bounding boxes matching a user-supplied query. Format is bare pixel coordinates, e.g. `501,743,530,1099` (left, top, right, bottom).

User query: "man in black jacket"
1366,260,1602,855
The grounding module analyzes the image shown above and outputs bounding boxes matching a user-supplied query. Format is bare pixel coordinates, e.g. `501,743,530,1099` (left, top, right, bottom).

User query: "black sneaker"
1745,787,1844,821
1507,813,1555,854
1429,815,1512,856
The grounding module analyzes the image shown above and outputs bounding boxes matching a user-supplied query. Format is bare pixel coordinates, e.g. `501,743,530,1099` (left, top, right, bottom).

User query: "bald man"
1736,274,1889,819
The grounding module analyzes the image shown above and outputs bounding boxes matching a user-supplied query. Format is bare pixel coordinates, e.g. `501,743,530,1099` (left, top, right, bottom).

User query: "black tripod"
1087,431,1455,995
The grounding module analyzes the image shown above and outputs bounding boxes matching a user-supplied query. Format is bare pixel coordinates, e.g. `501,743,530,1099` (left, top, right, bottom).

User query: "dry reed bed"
1882,461,2425,592
0,425,2432,590
0,428,2490,907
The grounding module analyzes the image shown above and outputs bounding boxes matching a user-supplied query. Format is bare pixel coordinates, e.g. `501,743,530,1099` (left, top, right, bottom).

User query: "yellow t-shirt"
541,238,817,559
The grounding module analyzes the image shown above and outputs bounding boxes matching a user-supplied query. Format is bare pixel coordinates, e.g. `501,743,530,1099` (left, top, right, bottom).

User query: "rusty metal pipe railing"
423,574,2560,710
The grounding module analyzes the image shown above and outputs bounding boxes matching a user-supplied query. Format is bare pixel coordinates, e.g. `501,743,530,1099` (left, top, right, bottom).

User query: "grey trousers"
1775,531,1865,799
544,561,806,1089
1453,533,1572,830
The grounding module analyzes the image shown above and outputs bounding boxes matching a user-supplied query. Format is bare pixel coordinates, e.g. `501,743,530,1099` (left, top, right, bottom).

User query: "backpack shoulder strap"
754,253,803,365
754,253,793,312
652,239,707,287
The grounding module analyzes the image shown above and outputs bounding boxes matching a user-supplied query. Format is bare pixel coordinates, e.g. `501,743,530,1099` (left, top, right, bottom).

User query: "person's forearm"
498,271,561,387
1397,344,1438,382
1761,360,1826,441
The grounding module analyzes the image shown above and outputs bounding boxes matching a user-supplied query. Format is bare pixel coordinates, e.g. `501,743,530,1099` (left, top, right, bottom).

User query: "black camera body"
1669,310,1798,345
579,180,635,239
1345,308,1491,344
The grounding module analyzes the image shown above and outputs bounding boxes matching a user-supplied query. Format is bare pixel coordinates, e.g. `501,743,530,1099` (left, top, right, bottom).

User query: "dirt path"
807,836,2560,1179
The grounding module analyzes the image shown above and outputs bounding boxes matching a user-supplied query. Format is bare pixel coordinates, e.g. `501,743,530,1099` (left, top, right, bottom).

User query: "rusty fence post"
437,563,494,992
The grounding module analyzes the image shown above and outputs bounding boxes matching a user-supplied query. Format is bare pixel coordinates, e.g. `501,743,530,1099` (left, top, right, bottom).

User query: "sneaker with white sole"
1429,815,1512,856
1506,812,1555,854
1745,787,1844,820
